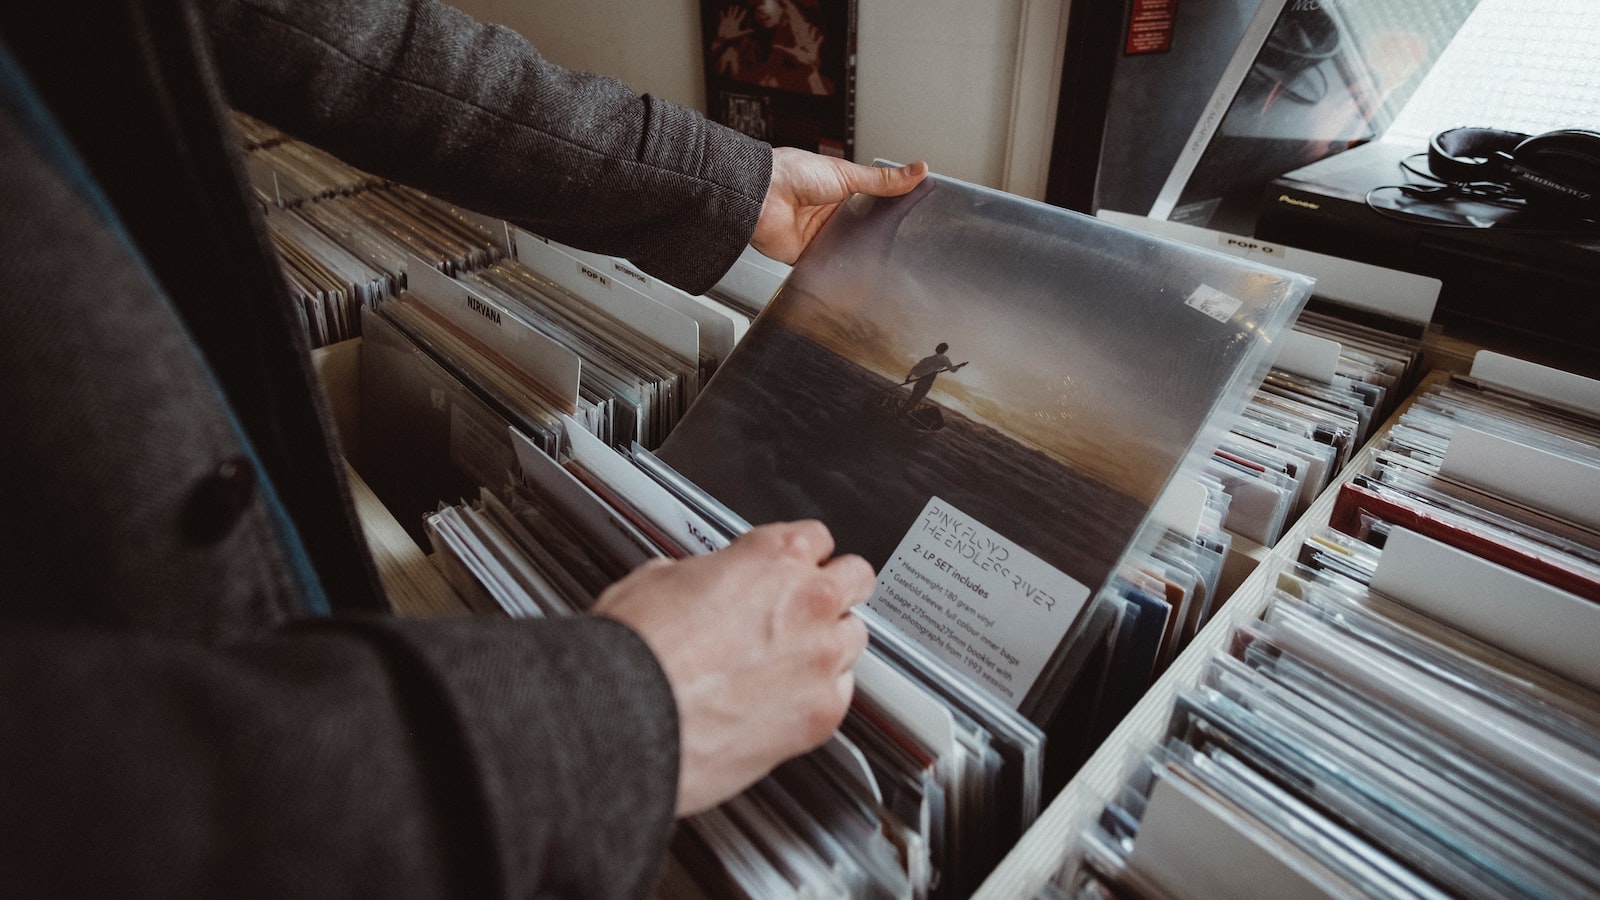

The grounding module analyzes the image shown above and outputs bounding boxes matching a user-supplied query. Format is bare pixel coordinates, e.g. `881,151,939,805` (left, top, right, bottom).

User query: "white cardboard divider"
1371,527,1600,694
403,261,582,407
1152,474,1211,539
1128,773,1346,900
536,239,744,362
711,244,790,312
1470,350,1600,417
509,428,656,570
1096,210,1441,326
512,229,700,366
1440,426,1600,531
1273,330,1342,384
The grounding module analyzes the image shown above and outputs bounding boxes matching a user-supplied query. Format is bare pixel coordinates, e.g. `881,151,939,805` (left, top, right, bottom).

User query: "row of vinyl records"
239,114,1599,897
1019,355,1600,900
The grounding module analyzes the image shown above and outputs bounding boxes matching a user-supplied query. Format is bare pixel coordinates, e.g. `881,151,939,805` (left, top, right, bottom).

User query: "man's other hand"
592,520,874,817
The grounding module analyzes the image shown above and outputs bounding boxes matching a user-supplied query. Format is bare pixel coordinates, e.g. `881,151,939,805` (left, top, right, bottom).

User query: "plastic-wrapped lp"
659,172,1312,724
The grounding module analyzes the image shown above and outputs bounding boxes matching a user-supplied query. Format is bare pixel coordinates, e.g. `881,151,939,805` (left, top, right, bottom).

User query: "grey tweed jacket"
0,0,770,896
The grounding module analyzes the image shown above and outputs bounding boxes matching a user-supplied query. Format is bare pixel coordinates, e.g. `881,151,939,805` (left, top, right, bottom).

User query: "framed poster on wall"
700,0,856,158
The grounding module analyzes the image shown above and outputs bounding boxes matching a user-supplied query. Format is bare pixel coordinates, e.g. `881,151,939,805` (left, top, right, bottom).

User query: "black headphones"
1426,126,1600,217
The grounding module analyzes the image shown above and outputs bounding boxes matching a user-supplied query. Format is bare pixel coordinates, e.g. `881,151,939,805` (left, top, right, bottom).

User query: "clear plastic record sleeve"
625,444,753,542
657,171,1310,725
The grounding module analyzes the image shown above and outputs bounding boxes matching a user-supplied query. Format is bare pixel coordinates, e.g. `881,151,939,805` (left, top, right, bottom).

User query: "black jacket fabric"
0,0,770,895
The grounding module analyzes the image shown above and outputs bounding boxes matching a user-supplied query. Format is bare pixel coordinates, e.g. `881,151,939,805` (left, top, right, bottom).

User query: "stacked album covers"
1195,284,1428,549
460,257,697,449
262,187,509,347
1039,505,1239,800
352,228,763,543
700,0,856,159
1059,356,1600,900
1203,303,1416,547
1331,365,1600,606
234,111,384,206
234,111,509,347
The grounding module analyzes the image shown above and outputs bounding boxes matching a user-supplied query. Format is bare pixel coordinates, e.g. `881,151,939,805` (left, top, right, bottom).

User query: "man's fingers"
837,612,869,670
736,519,837,564
848,159,927,198
822,553,877,615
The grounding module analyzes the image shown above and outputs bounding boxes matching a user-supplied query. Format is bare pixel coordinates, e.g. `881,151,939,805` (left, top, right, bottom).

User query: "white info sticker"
1185,284,1243,323
868,495,1091,708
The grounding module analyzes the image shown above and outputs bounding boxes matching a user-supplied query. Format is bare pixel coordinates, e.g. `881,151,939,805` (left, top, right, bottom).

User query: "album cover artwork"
658,172,1309,716
700,0,855,158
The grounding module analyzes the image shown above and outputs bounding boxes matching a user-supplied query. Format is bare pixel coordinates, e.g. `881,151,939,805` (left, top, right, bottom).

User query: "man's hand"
751,148,928,265
591,520,874,817
712,6,751,77
715,5,750,43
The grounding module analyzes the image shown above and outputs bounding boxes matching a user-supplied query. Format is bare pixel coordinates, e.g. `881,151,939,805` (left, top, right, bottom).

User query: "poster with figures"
700,0,855,159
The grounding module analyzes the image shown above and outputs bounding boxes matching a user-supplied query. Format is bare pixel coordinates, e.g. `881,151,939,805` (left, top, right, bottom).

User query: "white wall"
457,0,1068,197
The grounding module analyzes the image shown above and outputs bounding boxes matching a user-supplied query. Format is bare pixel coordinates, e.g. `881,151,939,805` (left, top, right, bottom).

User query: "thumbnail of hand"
752,148,928,265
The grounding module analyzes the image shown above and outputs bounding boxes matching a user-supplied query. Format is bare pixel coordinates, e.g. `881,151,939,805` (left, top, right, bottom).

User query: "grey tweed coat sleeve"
0,0,773,896
207,0,774,296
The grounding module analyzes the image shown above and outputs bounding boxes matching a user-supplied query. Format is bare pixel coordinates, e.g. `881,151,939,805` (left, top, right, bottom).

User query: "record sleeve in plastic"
659,172,1311,722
